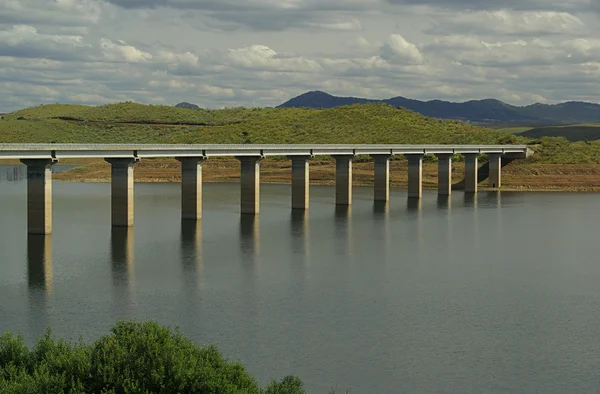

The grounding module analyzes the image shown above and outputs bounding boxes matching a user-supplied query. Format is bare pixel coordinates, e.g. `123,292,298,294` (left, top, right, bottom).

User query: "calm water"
1,164,600,393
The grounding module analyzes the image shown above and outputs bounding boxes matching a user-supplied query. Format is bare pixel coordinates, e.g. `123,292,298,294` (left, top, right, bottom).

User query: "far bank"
48,158,600,192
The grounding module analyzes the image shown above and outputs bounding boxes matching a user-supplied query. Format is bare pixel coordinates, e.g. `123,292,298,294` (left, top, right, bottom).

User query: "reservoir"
1,165,599,393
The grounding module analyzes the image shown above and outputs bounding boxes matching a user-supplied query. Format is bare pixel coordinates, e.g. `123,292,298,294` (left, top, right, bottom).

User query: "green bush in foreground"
0,321,304,393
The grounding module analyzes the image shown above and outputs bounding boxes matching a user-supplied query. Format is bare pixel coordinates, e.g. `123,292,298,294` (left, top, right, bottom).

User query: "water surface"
1,165,599,393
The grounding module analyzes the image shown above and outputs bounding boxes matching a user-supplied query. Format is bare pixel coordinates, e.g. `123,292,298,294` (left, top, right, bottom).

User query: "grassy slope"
0,102,519,145
2,102,600,164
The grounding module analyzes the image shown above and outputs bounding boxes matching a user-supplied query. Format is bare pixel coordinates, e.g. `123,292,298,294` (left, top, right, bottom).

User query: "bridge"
0,144,531,234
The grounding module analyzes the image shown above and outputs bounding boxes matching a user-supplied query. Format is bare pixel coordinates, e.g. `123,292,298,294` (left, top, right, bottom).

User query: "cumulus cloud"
380,34,423,64
1,0,600,111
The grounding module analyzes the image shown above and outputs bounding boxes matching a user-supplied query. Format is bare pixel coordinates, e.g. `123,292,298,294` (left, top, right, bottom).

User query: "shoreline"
41,158,600,192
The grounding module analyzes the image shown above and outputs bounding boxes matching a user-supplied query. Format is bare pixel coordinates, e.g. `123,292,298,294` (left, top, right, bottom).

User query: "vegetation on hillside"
3,102,600,163
0,321,304,393
0,102,519,145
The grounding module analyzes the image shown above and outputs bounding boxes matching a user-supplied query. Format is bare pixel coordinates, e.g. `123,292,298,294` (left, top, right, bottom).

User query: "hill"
0,102,518,145
278,91,600,125
5,102,600,165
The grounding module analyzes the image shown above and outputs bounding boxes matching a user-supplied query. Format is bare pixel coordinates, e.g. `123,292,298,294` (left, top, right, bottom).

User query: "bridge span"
0,144,531,234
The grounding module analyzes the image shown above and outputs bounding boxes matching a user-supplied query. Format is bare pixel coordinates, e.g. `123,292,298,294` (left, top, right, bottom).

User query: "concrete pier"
106,158,137,227
21,159,55,234
464,154,479,193
237,156,262,214
437,154,453,196
288,155,312,210
407,154,424,199
371,154,391,202
178,157,206,220
334,155,354,205
488,153,502,188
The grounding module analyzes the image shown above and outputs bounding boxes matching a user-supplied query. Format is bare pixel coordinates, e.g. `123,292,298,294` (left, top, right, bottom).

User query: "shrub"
0,321,304,394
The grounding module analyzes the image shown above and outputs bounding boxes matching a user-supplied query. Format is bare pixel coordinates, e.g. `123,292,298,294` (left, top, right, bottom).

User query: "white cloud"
380,34,423,64
1,0,600,112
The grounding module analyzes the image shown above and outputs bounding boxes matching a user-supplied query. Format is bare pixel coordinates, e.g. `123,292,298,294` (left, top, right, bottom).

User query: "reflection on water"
27,235,52,291
463,192,478,208
0,164,74,182
436,195,451,210
181,220,203,288
240,215,260,270
111,227,135,286
406,198,422,211
0,165,27,181
4,177,600,394
334,205,353,259
110,227,135,316
290,210,309,256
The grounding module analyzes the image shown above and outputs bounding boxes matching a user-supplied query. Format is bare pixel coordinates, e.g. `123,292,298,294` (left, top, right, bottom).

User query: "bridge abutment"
177,157,206,220
488,153,502,188
106,158,137,227
288,155,312,210
464,154,479,193
21,159,55,235
371,154,391,202
237,156,262,214
437,154,453,196
334,155,354,205
407,154,424,199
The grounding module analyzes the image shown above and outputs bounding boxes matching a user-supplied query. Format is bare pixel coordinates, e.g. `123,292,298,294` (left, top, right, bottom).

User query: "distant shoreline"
43,158,600,192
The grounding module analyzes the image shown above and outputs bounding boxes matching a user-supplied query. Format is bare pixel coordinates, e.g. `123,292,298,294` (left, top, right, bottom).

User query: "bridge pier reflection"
27,234,53,291
111,227,135,286
239,215,260,271
180,220,203,288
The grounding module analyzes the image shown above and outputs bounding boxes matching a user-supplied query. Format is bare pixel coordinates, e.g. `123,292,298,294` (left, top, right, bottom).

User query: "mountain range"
277,91,600,125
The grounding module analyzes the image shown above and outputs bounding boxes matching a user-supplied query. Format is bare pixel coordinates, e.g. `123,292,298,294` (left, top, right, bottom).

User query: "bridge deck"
0,144,530,160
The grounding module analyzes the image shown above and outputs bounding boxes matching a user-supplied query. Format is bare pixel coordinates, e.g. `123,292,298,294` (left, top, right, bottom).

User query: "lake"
1,164,599,393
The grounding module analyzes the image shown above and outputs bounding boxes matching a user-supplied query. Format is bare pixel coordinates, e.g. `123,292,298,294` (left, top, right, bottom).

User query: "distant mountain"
175,102,199,110
278,91,600,125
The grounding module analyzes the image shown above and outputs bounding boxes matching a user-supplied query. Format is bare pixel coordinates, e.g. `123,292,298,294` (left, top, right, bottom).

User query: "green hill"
3,102,600,163
0,102,519,145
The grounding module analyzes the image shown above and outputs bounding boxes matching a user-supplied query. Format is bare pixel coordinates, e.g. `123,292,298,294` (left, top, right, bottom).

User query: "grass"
0,102,521,145
3,101,600,166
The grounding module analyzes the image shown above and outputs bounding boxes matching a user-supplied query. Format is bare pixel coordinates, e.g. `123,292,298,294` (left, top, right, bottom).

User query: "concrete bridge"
0,144,531,234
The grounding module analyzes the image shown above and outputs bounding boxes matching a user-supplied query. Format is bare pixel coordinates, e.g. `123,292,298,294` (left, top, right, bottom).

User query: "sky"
1,0,599,111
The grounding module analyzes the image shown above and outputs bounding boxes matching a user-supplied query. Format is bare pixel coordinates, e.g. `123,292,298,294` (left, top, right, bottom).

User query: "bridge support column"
464,154,478,194
21,159,55,235
177,157,206,220
407,154,424,199
488,153,502,188
288,155,312,210
237,156,262,215
106,158,137,227
371,154,391,202
436,154,453,196
333,155,354,205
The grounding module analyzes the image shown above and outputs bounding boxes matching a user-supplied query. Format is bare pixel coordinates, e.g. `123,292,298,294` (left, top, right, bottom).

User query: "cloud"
380,34,423,64
384,0,593,12
426,11,586,36
1,0,600,112
103,0,372,31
